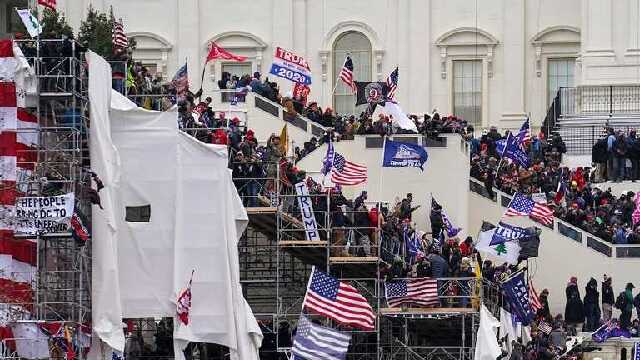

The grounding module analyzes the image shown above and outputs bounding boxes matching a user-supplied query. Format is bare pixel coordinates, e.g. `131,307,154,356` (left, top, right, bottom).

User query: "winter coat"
565,284,585,324
583,278,601,319
427,254,448,278
592,138,608,164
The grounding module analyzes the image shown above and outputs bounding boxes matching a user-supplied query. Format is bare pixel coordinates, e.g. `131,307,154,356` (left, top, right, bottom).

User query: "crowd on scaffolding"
468,126,640,245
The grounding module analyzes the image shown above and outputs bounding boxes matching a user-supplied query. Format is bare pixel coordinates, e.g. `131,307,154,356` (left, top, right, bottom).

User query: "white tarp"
87,51,262,359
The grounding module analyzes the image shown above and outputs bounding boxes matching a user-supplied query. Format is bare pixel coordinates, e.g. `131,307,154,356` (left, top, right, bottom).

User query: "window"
333,32,371,115
547,58,575,105
221,62,252,79
125,205,151,222
4,1,28,34
453,60,482,126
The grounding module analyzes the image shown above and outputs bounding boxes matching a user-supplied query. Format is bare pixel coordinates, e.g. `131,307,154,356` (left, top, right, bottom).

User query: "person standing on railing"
619,282,635,329
564,276,585,334
602,275,614,321
583,277,601,332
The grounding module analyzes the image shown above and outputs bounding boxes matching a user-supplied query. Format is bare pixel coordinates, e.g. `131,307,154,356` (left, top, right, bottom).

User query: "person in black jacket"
602,275,614,321
583,277,601,331
626,130,640,181
538,288,552,322
592,137,608,182
564,276,585,333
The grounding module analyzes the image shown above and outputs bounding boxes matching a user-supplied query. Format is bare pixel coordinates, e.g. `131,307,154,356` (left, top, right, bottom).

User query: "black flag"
518,227,541,258
355,81,388,106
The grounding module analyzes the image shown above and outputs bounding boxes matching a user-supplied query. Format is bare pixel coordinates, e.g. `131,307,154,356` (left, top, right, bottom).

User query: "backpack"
615,291,627,310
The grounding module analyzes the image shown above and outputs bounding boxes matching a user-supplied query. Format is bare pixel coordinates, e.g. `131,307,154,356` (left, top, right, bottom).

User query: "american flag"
516,117,531,148
330,153,367,186
634,342,640,360
537,321,552,335
386,67,398,102
504,193,554,225
385,278,439,308
172,62,189,98
37,0,56,10
302,268,375,331
529,281,542,313
292,315,351,360
339,56,356,93
112,17,128,49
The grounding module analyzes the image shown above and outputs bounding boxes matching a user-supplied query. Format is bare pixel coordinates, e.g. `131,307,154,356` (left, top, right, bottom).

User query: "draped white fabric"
87,51,261,359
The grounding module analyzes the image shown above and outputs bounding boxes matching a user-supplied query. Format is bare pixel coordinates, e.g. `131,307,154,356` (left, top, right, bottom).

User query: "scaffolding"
237,169,483,360
2,37,482,358
1,39,90,359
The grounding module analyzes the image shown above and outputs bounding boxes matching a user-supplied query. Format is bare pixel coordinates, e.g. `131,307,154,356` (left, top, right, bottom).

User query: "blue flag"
502,132,530,168
489,222,531,245
592,320,631,343
502,272,534,326
322,141,335,176
496,138,506,154
382,139,428,171
404,225,423,263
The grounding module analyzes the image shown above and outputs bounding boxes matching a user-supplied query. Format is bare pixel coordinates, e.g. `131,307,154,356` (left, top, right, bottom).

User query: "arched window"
333,32,371,115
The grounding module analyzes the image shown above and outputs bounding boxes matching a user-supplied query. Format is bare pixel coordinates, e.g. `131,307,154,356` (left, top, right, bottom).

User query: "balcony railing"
559,85,640,116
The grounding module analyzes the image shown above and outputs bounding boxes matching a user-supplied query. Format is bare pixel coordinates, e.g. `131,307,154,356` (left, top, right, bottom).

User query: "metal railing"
559,85,640,116
542,89,562,138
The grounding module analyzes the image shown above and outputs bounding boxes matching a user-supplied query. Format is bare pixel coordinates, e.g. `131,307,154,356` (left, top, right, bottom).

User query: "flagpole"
500,193,516,220
199,61,207,98
378,136,387,210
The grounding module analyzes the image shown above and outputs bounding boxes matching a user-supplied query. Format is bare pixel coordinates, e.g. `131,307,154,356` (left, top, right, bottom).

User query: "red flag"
205,42,247,63
37,0,56,10
176,270,195,326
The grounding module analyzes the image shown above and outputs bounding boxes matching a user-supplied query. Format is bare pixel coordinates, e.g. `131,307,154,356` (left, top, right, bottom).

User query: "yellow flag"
279,124,288,156
472,260,482,309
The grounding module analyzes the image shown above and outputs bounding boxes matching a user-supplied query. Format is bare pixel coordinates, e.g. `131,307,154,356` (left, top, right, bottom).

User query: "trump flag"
382,139,428,171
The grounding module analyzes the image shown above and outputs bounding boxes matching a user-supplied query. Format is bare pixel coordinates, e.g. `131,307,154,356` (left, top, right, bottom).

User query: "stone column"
500,0,527,127
176,0,200,90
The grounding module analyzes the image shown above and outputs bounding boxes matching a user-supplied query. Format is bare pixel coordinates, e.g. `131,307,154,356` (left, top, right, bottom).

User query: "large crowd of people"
124,62,640,360
469,126,640,244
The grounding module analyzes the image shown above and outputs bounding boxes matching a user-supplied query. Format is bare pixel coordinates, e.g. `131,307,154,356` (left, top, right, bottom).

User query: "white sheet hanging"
87,50,261,359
